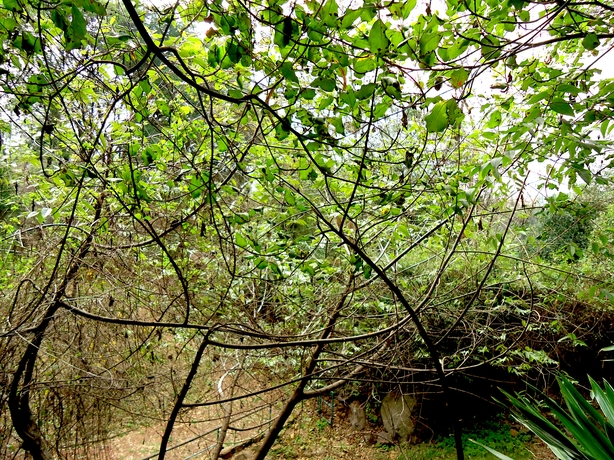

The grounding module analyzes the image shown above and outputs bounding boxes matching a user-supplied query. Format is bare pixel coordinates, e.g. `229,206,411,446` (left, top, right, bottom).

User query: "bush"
475,374,614,460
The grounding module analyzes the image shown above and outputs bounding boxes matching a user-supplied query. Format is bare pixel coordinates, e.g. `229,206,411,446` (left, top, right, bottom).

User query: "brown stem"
158,333,209,460
253,276,355,460
211,361,243,459
9,189,104,460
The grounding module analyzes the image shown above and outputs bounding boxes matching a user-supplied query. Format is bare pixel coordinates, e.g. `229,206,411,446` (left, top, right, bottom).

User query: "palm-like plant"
472,374,614,460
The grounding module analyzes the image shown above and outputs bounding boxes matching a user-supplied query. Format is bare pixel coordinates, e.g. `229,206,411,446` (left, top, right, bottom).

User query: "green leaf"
446,38,469,60
225,41,242,63
208,44,221,66
139,78,152,94
235,233,248,248
141,147,156,166
284,189,296,206
469,439,515,460
501,375,614,460
360,6,376,21
588,376,614,426
446,99,463,125
450,68,469,88
487,110,502,128
189,176,203,198
558,375,605,428
340,88,356,107
582,33,600,51
402,0,417,18
481,34,501,60
321,0,339,26
280,62,299,83
437,47,450,62
576,168,592,184
156,99,170,116
73,0,106,15
71,5,87,42
311,77,336,92
354,57,377,74
269,262,282,275
550,99,575,116
18,31,41,54
368,19,390,54
425,101,449,133
234,213,249,225
51,10,68,31
302,88,316,100
503,390,584,459
300,263,316,276
341,8,363,29
59,169,76,186
374,99,392,118
255,257,268,269
420,33,440,55
355,83,376,100
275,122,290,140
558,84,582,96
330,117,345,134
3,0,22,12
517,10,530,22
129,143,140,156
527,90,551,104
547,380,614,459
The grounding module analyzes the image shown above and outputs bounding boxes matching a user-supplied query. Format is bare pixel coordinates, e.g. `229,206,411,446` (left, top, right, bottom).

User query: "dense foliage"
1,0,614,458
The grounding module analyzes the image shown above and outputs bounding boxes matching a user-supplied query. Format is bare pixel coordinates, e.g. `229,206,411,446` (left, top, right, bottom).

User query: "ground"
97,398,558,460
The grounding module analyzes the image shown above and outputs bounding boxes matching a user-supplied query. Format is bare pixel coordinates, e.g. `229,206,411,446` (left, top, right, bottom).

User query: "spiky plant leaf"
468,439,515,459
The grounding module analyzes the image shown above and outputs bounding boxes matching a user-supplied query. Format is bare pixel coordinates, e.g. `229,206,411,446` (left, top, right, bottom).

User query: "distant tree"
536,193,603,261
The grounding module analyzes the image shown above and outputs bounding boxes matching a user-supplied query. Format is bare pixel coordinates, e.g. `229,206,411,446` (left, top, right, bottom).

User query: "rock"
376,430,394,445
349,401,367,431
380,392,416,443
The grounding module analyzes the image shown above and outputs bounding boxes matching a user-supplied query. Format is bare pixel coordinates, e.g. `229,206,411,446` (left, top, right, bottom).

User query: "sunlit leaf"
369,19,389,54
235,233,248,248
425,101,448,133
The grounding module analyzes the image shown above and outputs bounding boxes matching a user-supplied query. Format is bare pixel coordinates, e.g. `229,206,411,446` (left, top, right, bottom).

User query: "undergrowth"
395,421,537,460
